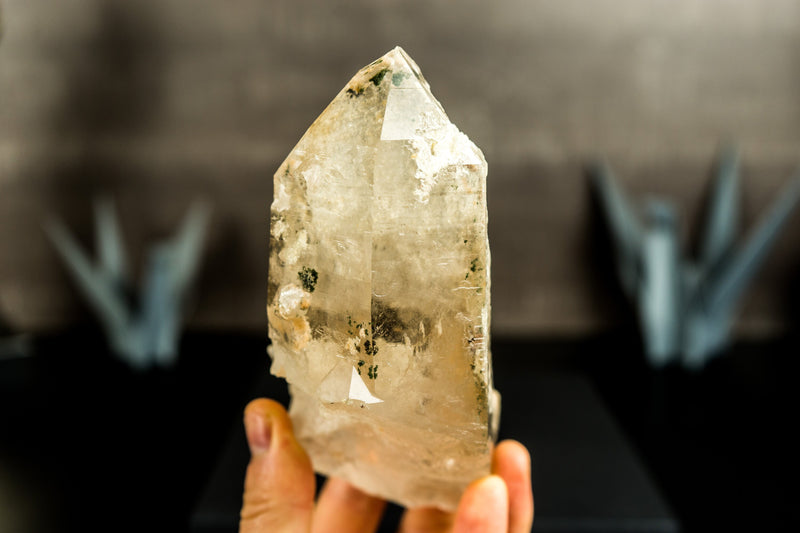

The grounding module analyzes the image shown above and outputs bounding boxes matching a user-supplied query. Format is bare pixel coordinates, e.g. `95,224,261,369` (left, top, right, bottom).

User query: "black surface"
584,333,800,533
2,330,798,532
0,330,267,533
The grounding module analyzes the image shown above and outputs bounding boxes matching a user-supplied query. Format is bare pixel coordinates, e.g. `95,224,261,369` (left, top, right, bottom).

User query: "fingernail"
245,411,272,455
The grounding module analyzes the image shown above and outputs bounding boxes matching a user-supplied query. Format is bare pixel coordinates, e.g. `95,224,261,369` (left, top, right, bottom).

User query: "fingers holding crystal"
492,440,534,533
240,399,316,533
312,477,386,533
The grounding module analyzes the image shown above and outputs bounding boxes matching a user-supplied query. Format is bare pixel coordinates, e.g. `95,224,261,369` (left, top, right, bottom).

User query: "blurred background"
1,0,799,532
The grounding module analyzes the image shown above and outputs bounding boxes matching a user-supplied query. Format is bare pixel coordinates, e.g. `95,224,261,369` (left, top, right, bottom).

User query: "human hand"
239,398,534,533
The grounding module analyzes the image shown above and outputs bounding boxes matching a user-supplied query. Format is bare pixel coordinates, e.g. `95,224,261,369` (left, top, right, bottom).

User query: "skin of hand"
240,398,534,533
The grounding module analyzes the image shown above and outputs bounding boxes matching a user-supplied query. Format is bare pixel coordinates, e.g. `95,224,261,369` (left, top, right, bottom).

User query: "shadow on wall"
36,2,168,319
583,163,632,325
41,1,166,235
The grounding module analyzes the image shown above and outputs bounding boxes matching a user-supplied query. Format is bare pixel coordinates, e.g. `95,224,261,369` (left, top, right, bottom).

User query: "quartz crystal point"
268,46,499,510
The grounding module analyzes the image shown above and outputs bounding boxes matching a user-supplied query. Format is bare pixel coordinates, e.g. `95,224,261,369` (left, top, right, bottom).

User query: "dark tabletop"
1,330,798,532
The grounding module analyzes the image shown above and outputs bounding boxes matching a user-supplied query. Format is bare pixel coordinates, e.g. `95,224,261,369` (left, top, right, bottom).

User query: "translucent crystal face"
268,46,498,510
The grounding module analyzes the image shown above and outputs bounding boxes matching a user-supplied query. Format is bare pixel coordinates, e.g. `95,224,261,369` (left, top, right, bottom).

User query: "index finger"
313,477,386,533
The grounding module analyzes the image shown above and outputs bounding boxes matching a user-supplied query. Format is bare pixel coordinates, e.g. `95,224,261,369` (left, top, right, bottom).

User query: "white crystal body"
268,47,498,510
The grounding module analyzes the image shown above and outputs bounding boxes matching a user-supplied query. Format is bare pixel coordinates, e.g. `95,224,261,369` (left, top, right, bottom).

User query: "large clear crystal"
267,46,499,510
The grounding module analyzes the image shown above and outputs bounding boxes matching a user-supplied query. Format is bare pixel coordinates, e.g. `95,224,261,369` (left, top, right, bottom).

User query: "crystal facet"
268,46,498,510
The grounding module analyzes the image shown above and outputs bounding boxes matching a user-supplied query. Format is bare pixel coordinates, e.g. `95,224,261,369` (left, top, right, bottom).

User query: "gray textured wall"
2,0,800,336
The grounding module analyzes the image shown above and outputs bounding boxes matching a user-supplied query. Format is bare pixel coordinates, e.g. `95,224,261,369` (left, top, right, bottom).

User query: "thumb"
240,399,315,533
